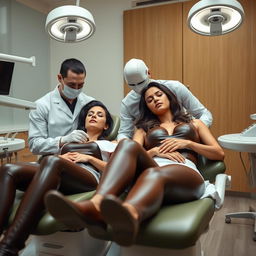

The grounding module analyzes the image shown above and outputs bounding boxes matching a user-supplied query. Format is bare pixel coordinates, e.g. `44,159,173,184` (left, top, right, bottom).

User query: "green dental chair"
91,156,229,256
9,115,230,256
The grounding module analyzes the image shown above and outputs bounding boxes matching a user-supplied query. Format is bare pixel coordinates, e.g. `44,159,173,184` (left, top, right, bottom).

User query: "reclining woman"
0,100,116,256
45,82,225,246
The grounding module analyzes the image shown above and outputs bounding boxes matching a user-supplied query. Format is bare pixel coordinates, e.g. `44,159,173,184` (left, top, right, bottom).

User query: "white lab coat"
117,79,213,140
28,86,94,155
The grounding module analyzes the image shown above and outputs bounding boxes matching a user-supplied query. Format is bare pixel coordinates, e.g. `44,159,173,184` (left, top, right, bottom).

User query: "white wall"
0,0,50,132
49,0,131,115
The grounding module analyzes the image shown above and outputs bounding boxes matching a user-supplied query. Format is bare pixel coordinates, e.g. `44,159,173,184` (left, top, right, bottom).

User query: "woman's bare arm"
191,119,224,160
133,128,145,145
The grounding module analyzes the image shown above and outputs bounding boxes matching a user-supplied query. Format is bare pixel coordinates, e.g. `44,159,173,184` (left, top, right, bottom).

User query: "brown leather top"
144,123,200,164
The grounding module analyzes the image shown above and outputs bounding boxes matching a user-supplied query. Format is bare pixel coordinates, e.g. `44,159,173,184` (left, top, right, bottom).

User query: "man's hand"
60,130,89,145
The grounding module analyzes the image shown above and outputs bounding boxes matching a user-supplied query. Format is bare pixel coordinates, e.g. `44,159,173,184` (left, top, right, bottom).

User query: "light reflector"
45,5,96,43
187,0,244,36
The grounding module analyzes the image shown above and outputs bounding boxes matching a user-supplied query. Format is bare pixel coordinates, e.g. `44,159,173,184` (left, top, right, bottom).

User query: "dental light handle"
250,113,256,120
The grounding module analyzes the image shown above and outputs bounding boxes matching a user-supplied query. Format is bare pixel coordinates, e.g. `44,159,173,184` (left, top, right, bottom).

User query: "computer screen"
0,60,15,95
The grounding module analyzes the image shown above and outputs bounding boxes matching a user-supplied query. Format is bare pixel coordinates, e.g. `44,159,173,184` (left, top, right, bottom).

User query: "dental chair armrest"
197,156,226,183
214,174,231,210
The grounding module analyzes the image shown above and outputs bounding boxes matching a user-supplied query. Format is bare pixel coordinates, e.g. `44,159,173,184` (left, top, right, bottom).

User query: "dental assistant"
29,58,94,155
117,58,213,140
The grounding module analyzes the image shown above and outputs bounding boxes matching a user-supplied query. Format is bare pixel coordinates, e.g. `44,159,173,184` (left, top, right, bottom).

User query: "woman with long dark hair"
45,82,224,247
0,100,116,256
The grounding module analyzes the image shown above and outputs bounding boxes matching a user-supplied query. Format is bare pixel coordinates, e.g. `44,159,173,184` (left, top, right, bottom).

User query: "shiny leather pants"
0,155,98,252
97,139,205,221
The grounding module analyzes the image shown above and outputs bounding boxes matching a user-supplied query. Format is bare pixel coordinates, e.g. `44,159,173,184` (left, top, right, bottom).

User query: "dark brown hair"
60,58,86,78
135,82,192,132
77,100,113,139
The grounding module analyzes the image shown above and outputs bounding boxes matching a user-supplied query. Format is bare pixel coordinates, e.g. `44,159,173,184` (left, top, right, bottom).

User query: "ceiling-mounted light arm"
0,53,36,66
187,0,244,36
62,0,82,42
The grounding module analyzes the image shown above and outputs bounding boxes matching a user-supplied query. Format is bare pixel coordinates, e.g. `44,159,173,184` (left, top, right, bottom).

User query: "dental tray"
0,137,25,153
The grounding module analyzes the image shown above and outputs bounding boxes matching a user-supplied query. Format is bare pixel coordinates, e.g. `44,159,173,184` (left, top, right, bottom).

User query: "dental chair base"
20,229,111,256
120,240,202,256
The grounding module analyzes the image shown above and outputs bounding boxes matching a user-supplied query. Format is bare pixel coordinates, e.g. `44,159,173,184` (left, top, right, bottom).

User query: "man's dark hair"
135,82,192,132
60,58,86,78
77,100,113,139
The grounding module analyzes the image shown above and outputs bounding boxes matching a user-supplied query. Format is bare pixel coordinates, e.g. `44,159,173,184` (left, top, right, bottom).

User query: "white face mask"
129,77,150,94
62,84,82,99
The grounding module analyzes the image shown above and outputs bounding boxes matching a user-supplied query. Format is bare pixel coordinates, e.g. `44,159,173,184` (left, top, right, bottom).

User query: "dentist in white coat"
29,58,94,155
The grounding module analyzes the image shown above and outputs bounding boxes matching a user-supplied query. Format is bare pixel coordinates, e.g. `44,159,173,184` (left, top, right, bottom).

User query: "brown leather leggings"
0,155,98,250
97,139,205,221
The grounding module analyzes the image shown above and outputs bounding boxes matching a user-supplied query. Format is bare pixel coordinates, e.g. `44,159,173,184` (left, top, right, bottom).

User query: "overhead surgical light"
187,0,244,36
45,0,95,43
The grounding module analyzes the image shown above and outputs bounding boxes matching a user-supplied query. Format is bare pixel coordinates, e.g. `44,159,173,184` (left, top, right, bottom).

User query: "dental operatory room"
1,0,256,255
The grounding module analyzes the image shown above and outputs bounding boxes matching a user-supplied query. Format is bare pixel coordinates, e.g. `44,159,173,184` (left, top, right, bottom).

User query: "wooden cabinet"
123,3,183,95
123,0,256,192
0,131,37,164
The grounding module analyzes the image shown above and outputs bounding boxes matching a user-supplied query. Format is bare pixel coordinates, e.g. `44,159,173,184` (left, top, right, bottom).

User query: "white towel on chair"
200,181,221,209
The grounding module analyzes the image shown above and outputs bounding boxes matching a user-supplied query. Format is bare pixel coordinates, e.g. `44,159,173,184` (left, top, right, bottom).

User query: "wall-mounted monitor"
0,61,15,95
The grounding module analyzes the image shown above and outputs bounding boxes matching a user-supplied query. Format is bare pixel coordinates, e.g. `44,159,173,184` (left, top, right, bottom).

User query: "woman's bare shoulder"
191,119,206,129
134,128,146,136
